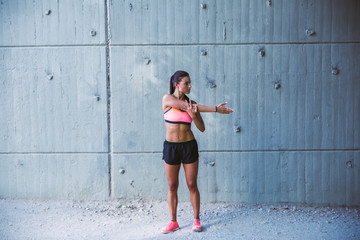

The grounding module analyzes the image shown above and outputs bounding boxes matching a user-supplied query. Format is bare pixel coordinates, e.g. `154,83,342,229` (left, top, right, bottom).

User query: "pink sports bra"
164,107,192,124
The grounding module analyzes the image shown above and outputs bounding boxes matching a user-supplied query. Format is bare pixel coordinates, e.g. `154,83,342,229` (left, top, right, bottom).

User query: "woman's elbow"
199,126,205,132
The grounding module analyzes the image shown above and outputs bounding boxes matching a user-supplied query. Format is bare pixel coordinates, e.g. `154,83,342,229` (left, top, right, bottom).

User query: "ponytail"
169,75,176,94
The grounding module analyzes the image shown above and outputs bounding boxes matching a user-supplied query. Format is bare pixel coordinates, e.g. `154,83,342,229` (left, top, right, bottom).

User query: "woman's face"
176,76,192,94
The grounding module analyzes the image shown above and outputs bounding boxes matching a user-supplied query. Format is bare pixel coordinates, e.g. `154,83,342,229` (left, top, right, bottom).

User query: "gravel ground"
0,198,359,240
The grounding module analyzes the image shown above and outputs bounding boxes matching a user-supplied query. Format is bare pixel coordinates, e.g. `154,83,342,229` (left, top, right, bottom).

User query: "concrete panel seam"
108,42,360,47
0,44,107,48
0,153,109,155
1,149,358,156
109,149,360,155
104,0,112,199
1,42,359,49
199,149,360,153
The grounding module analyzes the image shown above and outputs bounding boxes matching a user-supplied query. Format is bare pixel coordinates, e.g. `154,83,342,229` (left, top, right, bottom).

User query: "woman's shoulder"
162,94,195,103
162,94,174,101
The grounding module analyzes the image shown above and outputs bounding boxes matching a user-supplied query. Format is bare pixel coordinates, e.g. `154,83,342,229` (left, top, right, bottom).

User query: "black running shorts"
162,139,199,165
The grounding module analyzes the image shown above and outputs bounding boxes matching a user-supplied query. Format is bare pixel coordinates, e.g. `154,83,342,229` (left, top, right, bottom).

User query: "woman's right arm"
162,94,234,114
197,102,234,114
162,94,187,111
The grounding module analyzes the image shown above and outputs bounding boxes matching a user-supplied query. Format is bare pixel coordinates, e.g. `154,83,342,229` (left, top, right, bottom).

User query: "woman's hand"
184,100,198,118
185,100,205,132
216,102,234,114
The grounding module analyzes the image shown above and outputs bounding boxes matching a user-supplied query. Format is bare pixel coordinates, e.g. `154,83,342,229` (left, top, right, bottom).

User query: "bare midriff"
165,122,194,142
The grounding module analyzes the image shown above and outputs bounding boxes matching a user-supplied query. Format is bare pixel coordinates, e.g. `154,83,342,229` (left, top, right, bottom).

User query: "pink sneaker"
192,219,202,232
161,221,180,234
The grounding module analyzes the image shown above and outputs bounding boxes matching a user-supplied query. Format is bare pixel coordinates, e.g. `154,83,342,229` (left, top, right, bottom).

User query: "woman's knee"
186,180,198,192
168,182,178,192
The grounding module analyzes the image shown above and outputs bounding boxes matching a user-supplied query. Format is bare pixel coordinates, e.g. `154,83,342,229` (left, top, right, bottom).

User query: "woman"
161,70,234,233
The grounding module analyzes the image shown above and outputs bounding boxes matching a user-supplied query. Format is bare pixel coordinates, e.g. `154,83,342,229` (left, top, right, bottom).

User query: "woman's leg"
164,162,181,221
183,160,200,219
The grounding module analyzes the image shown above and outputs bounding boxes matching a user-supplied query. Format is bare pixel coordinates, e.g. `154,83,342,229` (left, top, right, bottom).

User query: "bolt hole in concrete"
234,126,241,133
332,67,340,75
306,28,316,36
259,49,265,57
274,81,281,90
47,74,54,80
144,57,151,65
201,49,207,56
346,161,353,168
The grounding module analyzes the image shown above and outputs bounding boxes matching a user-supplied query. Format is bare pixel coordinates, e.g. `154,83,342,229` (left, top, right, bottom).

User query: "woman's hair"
169,70,189,94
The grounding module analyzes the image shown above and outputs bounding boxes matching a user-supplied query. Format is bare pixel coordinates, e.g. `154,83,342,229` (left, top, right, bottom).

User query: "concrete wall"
1,0,359,206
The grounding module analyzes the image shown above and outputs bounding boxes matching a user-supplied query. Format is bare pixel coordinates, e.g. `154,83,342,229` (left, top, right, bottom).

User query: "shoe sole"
192,227,202,232
161,227,180,234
